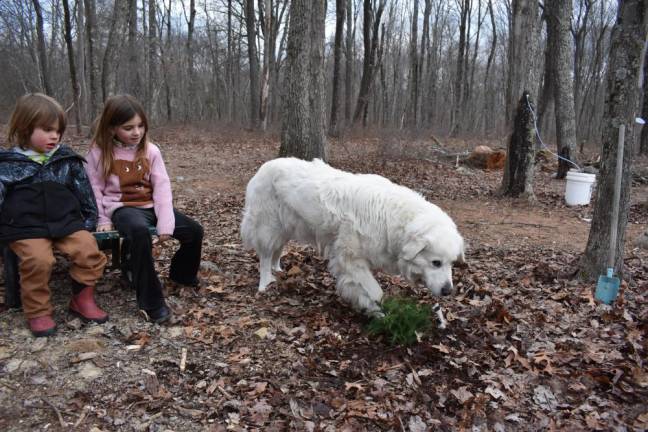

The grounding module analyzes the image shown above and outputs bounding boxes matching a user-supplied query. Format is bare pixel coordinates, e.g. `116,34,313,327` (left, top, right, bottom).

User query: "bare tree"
482,0,497,135
102,0,128,100
449,0,469,137
344,0,354,122
329,0,346,136
147,0,160,116
546,0,578,179
244,0,260,128
580,0,647,280
505,0,541,127
640,48,648,155
126,0,140,98
279,0,327,160
31,0,52,95
500,91,536,200
185,0,197,120
62,0,81,133
84,0,100,117
353,0,386,126
403,0,419,129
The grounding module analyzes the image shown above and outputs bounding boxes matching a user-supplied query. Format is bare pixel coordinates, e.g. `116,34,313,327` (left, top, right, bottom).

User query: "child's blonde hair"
93,94,149,179
7,93,66,149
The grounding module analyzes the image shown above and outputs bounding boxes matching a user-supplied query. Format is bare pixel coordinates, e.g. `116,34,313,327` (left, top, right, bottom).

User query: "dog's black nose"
441,282,452,296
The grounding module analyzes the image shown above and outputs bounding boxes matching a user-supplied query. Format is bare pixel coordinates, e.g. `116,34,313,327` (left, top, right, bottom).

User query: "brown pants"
9,230,107,319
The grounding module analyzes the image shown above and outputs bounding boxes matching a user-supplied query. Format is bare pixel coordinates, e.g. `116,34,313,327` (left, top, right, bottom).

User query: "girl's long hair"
92,94,149,179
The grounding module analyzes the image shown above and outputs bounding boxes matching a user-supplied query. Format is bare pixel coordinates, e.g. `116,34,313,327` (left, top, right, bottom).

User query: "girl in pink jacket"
85,95,203,323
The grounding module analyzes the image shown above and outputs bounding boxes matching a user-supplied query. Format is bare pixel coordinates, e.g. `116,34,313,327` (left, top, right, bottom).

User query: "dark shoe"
69,286,109,324
140,305,172,324
170,277,202,288
28,315,56,337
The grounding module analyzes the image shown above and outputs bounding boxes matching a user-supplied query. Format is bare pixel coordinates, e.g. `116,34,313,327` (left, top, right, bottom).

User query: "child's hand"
97,224,113,232
158,234,172,243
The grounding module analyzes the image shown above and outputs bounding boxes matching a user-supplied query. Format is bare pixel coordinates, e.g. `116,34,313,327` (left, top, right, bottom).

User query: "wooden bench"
2,228,156,309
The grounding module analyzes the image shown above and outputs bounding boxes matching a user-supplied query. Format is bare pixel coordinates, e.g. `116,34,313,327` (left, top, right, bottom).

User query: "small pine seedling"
367,297,432,345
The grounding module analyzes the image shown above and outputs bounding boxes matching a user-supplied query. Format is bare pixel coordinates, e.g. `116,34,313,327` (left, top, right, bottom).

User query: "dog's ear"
401,240,426,261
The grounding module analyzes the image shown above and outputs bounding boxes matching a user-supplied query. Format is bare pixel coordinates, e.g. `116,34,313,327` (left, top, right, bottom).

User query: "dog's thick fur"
241,157,464,315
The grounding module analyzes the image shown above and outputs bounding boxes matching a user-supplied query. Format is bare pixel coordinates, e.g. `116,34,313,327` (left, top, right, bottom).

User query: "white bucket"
565,170,596,206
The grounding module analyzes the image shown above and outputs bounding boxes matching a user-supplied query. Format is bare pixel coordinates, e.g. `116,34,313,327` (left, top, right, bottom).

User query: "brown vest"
110,159,153,206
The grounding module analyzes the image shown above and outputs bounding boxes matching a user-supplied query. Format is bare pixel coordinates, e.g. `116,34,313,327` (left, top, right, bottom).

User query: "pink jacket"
85,143,175,235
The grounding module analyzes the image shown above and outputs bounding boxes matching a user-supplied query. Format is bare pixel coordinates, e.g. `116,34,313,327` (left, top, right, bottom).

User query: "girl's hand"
158,234,172,243
97,224,113,232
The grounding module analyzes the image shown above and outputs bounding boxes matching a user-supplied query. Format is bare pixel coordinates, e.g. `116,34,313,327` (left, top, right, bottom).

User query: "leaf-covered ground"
1,126,647,431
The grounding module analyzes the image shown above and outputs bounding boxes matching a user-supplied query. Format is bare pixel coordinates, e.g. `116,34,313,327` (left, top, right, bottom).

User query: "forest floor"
1,125,647,431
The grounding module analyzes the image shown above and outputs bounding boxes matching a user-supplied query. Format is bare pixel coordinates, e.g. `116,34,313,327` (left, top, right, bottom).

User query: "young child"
85,94,203,323
0,93,108,337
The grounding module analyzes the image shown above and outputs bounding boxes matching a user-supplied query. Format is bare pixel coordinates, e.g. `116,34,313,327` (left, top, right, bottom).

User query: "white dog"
240,157,464,316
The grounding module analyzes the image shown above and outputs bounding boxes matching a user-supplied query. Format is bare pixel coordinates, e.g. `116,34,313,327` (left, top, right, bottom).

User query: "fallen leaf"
451,386,474,404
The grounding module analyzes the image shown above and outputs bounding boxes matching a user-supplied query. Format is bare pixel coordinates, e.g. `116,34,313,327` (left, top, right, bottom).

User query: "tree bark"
244,0,260,128
353,0,386,126
62,0,81,133
483,0,497,135
102,0,128,100
505,0,541,127
329,0,346,136
279,0,327,160
31,0,52,95
84,0,101,118
344,0,353,122
127,0,140,98
640,47,648,155
580,0,647,281
450,0,469,137
404,0,419,129
148,0,160,116
500,92,536,200
185,0,196,120
546,0,578,179
259,0,273,131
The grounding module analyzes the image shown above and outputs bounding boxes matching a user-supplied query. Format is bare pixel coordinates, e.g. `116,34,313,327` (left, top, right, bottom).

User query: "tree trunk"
32,0,52,95
500,92,536,200
259,0,273,131
84,0,100,118
482,0,497,135
127,0,140,98
404,0,419,129
640,48,648,155
329,0,346,136
279,0,327,160
148,0,159,116
102,0,128,100
535,28,554,141
450,0,469,137
185,0,196,120
62,0,81,133
353,0,386,126
547,0,578,179
505,0,541,127
580,0,647,281
244,0,260,128
344,0,353,122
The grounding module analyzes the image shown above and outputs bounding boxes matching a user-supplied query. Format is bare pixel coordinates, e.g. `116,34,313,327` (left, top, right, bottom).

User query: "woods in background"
0,0,629,150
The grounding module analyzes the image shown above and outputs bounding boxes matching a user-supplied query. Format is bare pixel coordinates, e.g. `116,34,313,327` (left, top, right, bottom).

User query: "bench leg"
3,246,21,309
111,238,121,270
